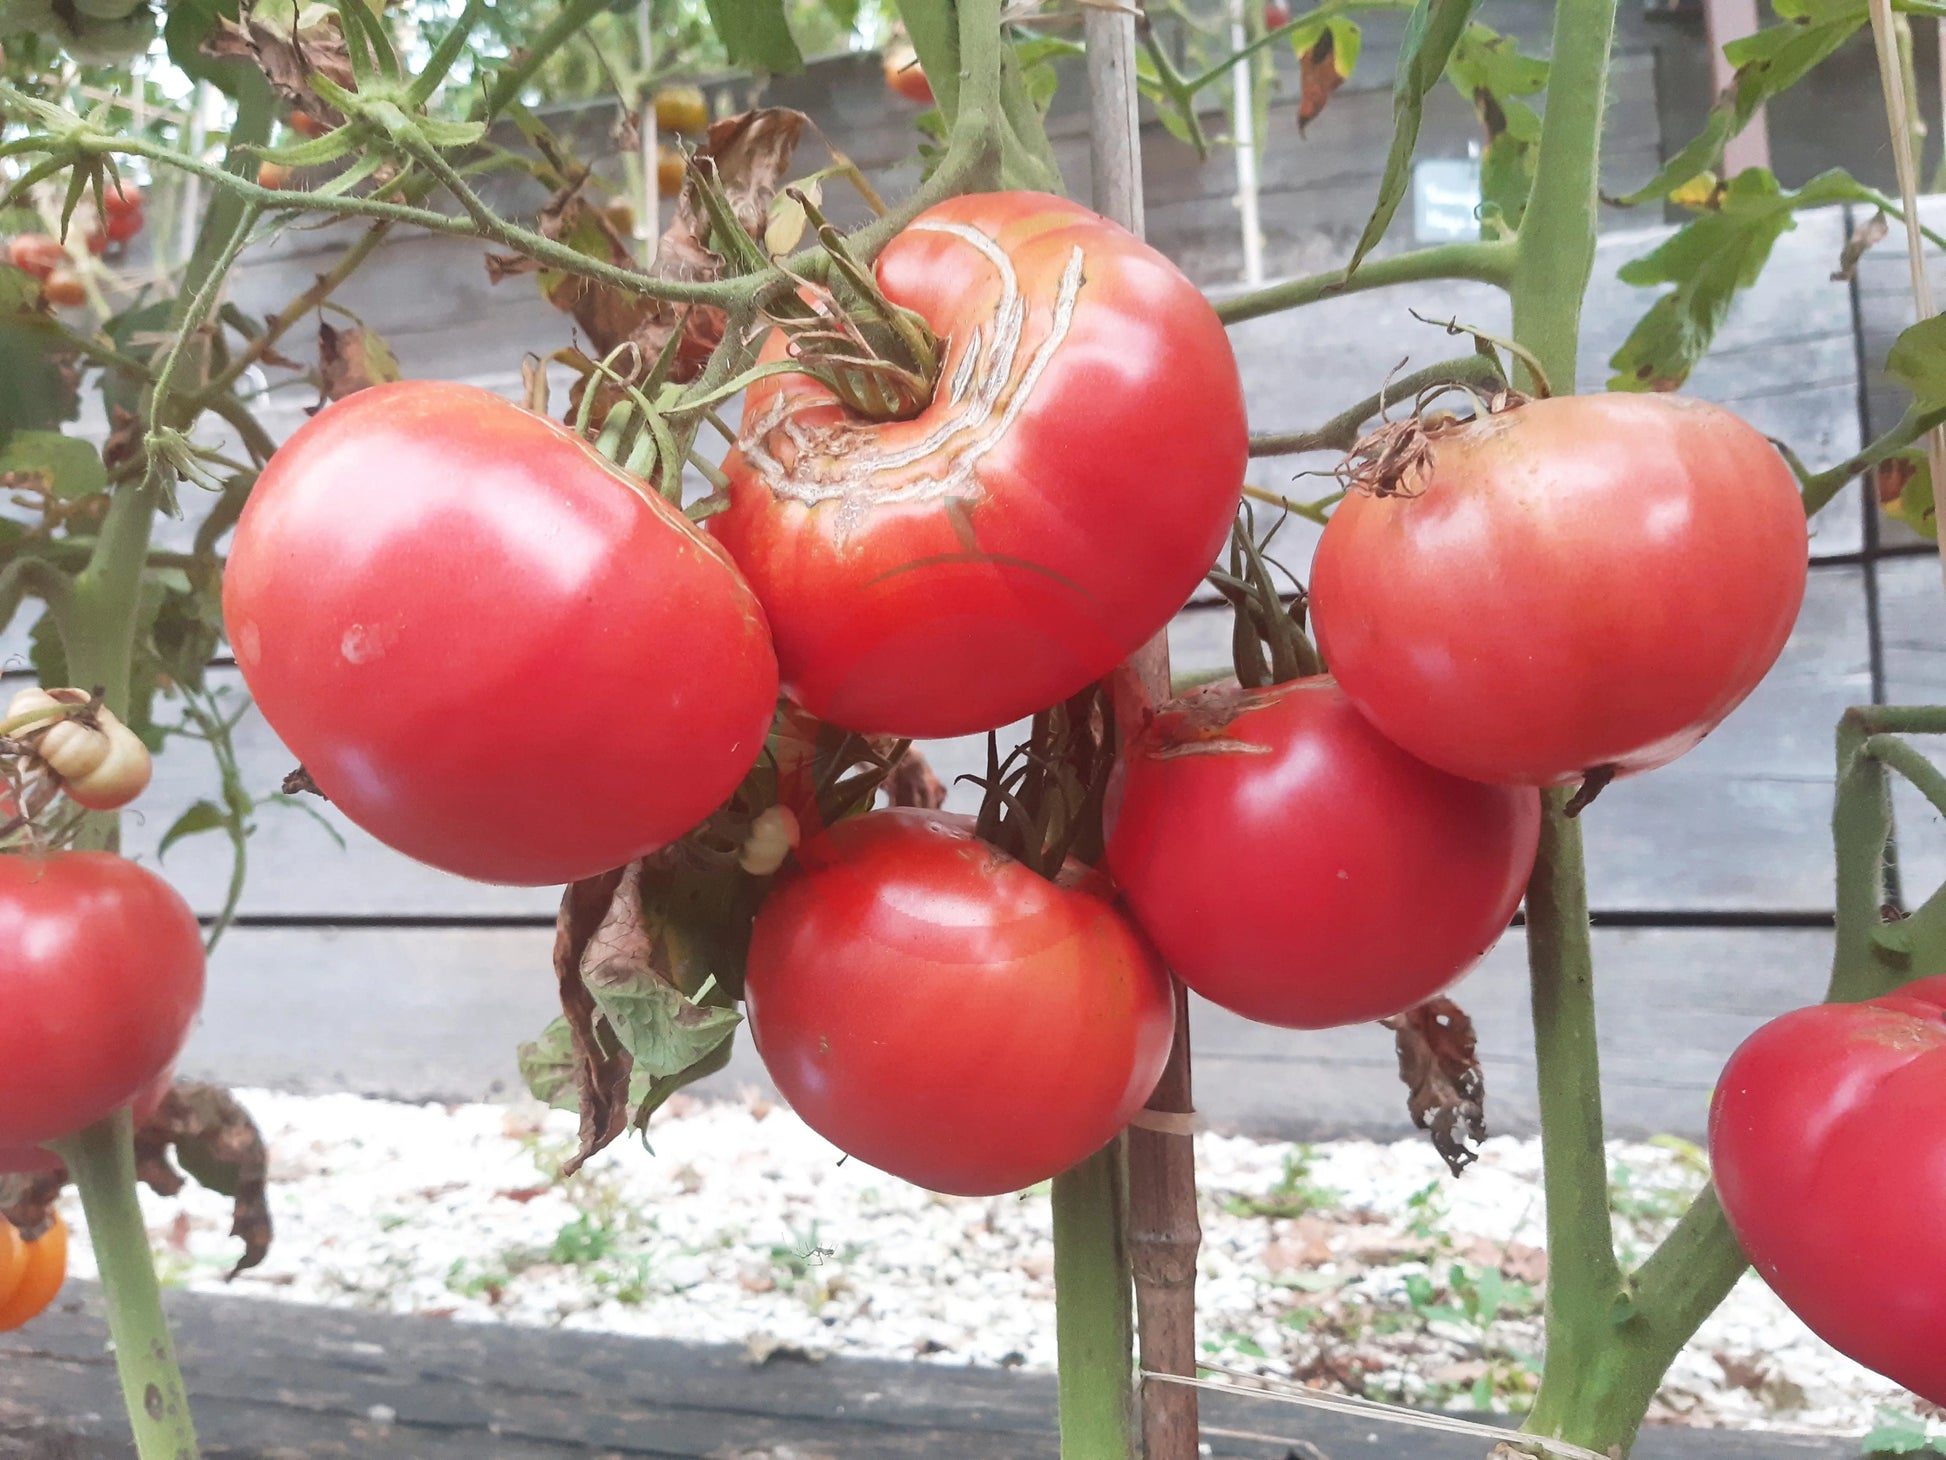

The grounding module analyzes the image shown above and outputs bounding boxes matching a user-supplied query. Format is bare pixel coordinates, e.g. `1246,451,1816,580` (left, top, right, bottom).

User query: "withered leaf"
1833,209,1890,284
1381,997,1486,1176
1298,28,1349,134
490,108,809,418
134,1083,273,1277
884,745,947,810
203,5,354,128
314,318,401,408
550,867,634,1175
0,1168,65,1243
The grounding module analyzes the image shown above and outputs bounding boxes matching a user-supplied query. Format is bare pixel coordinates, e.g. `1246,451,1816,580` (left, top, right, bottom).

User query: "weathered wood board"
0,1286,1868,1459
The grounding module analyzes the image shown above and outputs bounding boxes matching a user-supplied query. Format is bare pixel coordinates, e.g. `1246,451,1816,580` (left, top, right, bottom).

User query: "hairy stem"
1213,239,1513,324
50,1110,199,1460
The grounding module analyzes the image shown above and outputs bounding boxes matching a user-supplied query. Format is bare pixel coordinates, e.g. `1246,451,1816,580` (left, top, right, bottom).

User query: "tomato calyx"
965,686,1117,883
1334,354,1531,502
756,187,940,422
1208,509,1323,689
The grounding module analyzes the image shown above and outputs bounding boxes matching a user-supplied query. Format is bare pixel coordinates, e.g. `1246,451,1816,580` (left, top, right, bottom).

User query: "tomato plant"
1709,976,1946,1404
0,853,204,1150
223,380,781,885
714,191,1247,738
1310,394,1808,789
743,808,1175,1196
0,1213,69,1332
1108,677,1539,1028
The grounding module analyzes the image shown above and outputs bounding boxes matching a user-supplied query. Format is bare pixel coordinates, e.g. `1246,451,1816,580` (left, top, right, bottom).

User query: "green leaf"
1886,314,1946,404
0,430,104,498
587,967,741,1082
164,0,251,89
1344,0,1481,277
1872,447,1937,540
518,1018,583,1112
1863,1407,1941,1455
1608,168,1880,392
628,1025,735,1133
1445,21,1544,231
0,320,81,434
1328,17,1364,75
1616,0,1865,205
160,800,230,859
700,0,801,73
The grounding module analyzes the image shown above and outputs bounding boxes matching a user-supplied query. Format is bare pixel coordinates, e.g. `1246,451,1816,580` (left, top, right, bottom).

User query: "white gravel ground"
54,1088,1942,1447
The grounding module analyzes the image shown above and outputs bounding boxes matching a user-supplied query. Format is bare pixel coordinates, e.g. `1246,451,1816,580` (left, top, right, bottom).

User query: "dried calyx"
1336,382,1529,501
759,188,941,422
967,688,1116,881
1210,509,1324,690
0,685,153,835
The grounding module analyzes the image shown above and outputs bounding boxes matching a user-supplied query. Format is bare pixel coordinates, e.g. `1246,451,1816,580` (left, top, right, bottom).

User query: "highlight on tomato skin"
713,190,1248,741
1309,392,1809,789
1708,975,1946,1406
742,807,1176,1198
1106,676,1540,1029
222,380,781,886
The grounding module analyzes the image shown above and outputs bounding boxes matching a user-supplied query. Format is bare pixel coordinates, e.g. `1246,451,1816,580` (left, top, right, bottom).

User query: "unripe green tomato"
61,5,154,63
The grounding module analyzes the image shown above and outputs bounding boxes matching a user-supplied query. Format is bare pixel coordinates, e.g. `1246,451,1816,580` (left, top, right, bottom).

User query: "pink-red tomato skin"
223,381,779,885
1107,677,1539,1028
1709,976,1946,1405
743,808,1176,1196
713,191,1246,739
0,854,204,1150
1310,395,1808,786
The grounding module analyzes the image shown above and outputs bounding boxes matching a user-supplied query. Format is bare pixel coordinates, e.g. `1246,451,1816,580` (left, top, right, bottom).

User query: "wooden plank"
175,923,1829,1140
0,1286,1862,1459
1871,552,1946,901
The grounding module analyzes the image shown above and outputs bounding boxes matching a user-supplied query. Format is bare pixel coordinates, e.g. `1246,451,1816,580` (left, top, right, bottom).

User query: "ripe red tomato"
6,234,66,281
0,853,204,1150
744,808,1175,1196
882,45,933,105
0,1068,173,1175
288,110,327,138
1309,395,1807,787
1265,0,1292,26
713,192,1247,738
100,180,143,242
1710,976,1946,1404
0,1212,68,1333
224,381,780,885
1107,677,1538,1028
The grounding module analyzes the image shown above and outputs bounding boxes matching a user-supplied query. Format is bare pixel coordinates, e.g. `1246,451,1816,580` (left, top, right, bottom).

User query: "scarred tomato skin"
744,808,1176,1196
0,854,204,1150
713,191,1247,739
1107,677,1539,1028
1709,976,1946,1404
223,381,780,885
1310,395,1808,787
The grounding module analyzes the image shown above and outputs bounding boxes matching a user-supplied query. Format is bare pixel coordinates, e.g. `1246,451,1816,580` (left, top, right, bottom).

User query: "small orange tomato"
258,160,293,190
656,145,686,196
288,109,327,138
652,85,709,136
883,44,932,105
41,269,87,309
5,233,66,280
0,1213,68,1332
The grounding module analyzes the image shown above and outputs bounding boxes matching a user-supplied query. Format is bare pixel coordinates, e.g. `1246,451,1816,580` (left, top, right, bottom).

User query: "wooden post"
1703,0,1772,175
1085,13,1204,1459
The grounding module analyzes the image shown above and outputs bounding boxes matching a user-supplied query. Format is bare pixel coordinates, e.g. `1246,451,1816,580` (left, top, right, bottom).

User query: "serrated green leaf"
1608,167,1881,391
700,0,801,73
629,1026,735,1133
587,966,741,1081
518,1017,582,1112
1344,0,1481,277
1617,0,1864,205
1886,315,1946,405
0,430,105,499
160,799,229,858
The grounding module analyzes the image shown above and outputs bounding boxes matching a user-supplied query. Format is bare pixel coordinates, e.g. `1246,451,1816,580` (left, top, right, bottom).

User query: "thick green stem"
1051,1143,1139,1459
1213,239,1513,324
49,1110,198,1460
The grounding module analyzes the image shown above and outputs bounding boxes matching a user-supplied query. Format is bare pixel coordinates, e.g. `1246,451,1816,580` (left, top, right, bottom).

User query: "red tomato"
744,808,1175,1195
1309,395,1807,787
100,180,143,242
652,85,709,136
0,853,204,1150
882,45,933,105
1107,677,1538,1028
0,1212,68,1332
0,1068,173,1175
224,381,780,885
1265,0,1292,26
257,160,293,190
713,191,1247,739
6,234,66,281
1710,976,1946,1404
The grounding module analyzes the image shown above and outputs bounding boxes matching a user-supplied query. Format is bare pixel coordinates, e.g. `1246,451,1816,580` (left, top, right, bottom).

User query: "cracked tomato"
1709,976,1946,1405
1106,677,1539,1028
713,191,1247,739
1310,394,1807,787
224,381,779,885
743,808,1175,1196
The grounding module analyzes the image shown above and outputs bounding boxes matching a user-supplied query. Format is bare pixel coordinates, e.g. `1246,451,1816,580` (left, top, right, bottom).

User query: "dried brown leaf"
0,1169,64,1243
134,1083,273,1277
552,867,633,1175
884,746,947,809
1833,209,1890,283
1381,997,1486,1176
315,319,400,408
203,8,354,127
1298,28,1349,133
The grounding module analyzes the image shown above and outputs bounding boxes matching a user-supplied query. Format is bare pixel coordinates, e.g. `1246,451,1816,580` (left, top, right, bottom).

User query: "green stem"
1180,0,1415,91
1247,355,1505,456
1213,239,1514,324
1798,401,1946,517
49,1109,198,1460
1051,1143,1139,1459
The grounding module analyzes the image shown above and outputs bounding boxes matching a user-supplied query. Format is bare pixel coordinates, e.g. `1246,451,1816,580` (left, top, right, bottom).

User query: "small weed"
550,1213,622,1266
1203,1330,1268,1359
1223,1147,1343,1219
1866,1408,1946,1456
446,1256,521,1301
